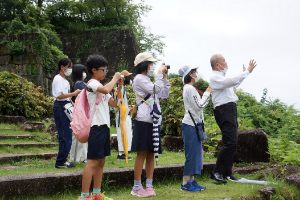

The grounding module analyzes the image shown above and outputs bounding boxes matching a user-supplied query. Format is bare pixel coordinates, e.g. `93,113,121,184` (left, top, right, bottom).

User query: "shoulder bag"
187,110,207,141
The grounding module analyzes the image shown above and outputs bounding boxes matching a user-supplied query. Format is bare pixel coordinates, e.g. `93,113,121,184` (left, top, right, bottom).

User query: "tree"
1,0,165,56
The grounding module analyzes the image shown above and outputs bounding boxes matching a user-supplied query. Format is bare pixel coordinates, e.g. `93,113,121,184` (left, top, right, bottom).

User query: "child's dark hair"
183,69,197,84
72,64,87,82
136,61,152,74
52,58,72,79
86,54,108,74
124,75,131,85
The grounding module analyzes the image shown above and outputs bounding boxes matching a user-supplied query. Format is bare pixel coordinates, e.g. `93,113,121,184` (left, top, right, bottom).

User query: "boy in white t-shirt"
78,54,123,200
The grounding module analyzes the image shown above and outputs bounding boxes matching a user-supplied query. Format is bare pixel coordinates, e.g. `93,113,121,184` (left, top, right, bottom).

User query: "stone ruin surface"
163,136,184,152
286,175,300,189
110,135,118,150
259,165,300,179
1,29,140,95
0,115,26,125
22,121,45,132
257,187,276,200
46,124,58,141
216,129,270,163
0,163,215,198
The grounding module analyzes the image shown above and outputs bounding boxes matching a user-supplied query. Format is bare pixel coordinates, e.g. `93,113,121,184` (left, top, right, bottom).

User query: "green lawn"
0,122,216,176
0,145,59,155
0,149,216,177
7,172,300,200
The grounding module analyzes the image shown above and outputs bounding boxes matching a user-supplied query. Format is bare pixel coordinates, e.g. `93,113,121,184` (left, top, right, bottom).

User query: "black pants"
213,102,238,176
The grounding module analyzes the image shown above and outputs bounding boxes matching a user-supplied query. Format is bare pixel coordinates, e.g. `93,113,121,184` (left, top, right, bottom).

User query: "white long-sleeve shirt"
182,84,211,126
209,70,250,108
132,74,171,125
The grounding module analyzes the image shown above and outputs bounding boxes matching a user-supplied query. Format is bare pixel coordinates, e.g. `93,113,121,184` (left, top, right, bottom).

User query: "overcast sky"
136,0,300,110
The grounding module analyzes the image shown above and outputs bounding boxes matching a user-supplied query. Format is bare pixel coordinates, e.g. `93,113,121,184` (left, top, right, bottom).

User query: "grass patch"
0,145,59,155
0,123,22,129
110,126,117,135
0,138,52,144
7,172,300,200
0,149,216,177
0,128,52,138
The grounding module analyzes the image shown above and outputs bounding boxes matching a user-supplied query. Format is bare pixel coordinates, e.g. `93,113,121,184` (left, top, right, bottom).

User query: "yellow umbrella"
116,90,129,164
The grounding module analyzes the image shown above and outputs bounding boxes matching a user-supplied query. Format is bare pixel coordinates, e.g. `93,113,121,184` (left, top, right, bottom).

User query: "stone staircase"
0,123,58,165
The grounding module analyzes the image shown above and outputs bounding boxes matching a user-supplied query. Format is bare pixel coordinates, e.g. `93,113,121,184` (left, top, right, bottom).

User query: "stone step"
0,153,57,164
0,143,57,148
0,162,215,198
0,135,38,140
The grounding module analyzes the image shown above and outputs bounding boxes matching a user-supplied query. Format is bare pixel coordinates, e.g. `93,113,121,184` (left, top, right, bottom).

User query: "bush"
236,89,300,143
268,137,300,166
0,71,54,119
160,77,185,136
160,77,214,136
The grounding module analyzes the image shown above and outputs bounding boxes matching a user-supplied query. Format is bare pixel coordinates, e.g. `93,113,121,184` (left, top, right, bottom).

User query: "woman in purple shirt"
131,52,171,197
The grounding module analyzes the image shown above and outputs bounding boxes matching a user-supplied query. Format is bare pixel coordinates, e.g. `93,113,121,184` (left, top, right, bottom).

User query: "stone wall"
59,29,140,83
0,29,140,95
0,33,47,91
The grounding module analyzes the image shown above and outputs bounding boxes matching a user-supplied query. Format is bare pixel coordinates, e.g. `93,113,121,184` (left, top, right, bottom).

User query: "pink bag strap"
86,79,103,119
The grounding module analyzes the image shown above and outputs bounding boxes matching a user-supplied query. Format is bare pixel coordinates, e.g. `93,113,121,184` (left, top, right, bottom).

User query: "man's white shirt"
209,70,250,108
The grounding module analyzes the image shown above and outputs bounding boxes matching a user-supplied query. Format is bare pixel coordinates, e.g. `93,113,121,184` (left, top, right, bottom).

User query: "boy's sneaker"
117,154,133,160
92,192,113,200
131,187,150,197
191,179,206,191
145,187,156,196
55,162,75,168
181,180,200,192
77,195,93,200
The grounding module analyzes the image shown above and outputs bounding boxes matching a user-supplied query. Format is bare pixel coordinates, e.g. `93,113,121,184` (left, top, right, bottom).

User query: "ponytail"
52,58,72,80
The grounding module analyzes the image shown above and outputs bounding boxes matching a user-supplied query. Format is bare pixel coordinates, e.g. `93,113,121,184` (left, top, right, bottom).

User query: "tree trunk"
37,0,43,8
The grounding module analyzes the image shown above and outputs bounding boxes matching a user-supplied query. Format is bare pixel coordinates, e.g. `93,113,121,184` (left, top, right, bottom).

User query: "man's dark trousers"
213,102,238,177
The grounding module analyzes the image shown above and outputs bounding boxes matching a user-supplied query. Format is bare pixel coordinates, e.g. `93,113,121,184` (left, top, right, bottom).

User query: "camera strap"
137,94,151,106
188,110,200,132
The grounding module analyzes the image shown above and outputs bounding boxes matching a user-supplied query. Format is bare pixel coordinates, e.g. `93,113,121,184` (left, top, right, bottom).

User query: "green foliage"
0,71,54,119
6,17,26,34
168,73,180,79
268,137,300,166
7,39,25,55
40,28,62,49
0,0,165,56
2,18,67,75
160,77,184,136
236,89,300,143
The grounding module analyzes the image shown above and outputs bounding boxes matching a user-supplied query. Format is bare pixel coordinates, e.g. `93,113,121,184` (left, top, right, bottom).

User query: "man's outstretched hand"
243,59,257,73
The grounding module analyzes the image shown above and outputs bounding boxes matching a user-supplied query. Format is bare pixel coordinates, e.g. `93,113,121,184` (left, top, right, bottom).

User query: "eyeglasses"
97,68,108,73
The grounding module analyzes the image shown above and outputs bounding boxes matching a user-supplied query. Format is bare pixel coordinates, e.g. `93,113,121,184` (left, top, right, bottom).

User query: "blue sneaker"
181,180,200,192
191,179,206,191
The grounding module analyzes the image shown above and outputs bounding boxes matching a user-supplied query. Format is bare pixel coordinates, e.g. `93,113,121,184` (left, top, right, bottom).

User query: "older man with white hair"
209,54,257,183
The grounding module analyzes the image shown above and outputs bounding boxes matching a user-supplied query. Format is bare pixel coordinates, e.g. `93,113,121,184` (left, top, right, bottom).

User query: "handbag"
187,110,207,141
58,101,74,122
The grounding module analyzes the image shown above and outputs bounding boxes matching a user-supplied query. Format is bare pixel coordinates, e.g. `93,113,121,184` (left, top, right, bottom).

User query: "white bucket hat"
134,52,157,67
178,65,199,78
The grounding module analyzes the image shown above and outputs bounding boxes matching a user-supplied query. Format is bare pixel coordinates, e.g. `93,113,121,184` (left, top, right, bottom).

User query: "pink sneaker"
131,187,150,197
92,192,113,200
145,187,156,196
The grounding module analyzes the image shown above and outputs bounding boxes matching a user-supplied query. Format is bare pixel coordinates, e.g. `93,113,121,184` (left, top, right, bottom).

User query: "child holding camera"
78,54,122,200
